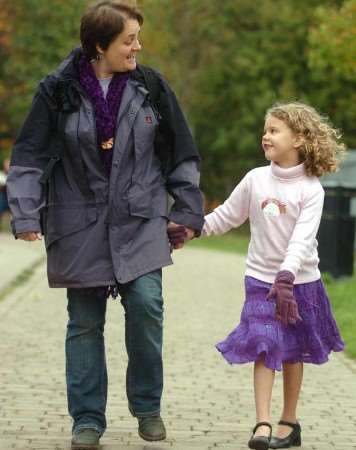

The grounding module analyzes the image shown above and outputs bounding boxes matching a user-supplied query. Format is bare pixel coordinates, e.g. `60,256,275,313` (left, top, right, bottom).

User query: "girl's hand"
17,232,42,241
267,270,302,325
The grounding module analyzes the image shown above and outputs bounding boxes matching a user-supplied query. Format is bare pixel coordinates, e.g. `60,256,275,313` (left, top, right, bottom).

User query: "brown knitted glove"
267,270,302,325
167,225,187,247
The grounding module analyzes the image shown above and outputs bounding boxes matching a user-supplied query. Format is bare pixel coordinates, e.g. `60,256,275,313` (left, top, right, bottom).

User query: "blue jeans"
66,270,163,434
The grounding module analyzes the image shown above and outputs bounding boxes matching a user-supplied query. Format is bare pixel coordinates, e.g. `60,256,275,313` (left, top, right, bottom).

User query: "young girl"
169,102,346,449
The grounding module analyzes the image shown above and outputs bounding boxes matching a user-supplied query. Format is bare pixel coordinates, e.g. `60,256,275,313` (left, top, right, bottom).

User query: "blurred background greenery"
1,0,355,204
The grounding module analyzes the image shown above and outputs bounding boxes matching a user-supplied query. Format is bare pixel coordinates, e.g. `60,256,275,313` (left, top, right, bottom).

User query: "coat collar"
39,47,84,111
39,48,147,114
117,79,148,126
112,80,148,161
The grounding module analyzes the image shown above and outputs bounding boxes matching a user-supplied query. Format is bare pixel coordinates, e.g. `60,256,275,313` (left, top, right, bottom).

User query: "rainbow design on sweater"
261,198,287,216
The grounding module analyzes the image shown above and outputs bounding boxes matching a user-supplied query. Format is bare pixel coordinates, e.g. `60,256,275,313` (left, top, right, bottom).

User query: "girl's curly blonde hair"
266,101,346,177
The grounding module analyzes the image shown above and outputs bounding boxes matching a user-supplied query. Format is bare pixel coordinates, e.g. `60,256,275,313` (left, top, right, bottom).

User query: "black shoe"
269,420,301,448
248,421,272,450
138,415,166,441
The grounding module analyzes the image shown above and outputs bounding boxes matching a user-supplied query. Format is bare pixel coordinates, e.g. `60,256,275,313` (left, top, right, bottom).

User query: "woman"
7,2,204,448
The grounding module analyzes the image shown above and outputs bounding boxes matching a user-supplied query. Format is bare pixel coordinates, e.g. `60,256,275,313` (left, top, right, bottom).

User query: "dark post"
317,183,356,278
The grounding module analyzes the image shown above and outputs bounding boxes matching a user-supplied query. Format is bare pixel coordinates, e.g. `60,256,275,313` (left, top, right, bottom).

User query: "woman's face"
97,19,142,74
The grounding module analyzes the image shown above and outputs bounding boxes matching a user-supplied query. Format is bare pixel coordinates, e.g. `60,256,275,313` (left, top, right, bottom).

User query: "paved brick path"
1,242,356,449
0,233,44,294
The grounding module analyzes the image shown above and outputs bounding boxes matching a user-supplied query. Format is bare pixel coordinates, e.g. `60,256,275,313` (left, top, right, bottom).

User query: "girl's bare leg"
275,362,303,438
253,357,275,437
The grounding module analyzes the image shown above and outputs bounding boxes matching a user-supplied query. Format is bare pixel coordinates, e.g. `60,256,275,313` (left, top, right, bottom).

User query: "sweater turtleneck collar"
270,161,306,181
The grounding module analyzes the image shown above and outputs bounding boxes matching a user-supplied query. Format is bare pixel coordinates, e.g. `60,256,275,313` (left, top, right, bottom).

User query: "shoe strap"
278,420,299,429
253,421,272,434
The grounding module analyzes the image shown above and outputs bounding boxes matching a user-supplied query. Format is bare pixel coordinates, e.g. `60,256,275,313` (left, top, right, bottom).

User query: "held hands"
267,270,302,326
167,221,195,250
16,232,42,241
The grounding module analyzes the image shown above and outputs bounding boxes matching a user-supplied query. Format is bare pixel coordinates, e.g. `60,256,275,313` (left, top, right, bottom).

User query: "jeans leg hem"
73,423,104,436
131,408,161,418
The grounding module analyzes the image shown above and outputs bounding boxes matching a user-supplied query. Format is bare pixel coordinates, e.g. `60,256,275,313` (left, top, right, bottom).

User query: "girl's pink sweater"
203,162,324,284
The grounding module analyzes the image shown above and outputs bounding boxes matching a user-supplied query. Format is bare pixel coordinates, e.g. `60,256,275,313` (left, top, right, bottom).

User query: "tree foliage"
307,0,356,163
2,0,87,131
0,3,13,155
309,0,356,80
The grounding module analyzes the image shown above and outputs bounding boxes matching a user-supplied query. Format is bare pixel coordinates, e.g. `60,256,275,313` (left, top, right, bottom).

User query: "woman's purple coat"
7,49,204,287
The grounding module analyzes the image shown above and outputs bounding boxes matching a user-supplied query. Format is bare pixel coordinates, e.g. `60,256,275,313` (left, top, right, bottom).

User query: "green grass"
188,222,250,254
189,231,356,360
323,272,356,359
0,212,11,233
188,229,249,254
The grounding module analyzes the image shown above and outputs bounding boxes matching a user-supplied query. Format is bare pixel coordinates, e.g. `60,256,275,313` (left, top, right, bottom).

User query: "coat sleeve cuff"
11,219,42,237
168,211,204,236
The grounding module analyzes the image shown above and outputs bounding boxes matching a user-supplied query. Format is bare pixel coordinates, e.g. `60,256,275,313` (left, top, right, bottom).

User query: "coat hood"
38,47,84,112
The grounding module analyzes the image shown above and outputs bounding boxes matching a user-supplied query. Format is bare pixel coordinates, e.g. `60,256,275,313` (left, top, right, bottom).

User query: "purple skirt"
216,276,344,371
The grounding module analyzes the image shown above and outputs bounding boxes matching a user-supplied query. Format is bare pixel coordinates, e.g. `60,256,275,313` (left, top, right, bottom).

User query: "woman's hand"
167,222,195,250
16,232,42,241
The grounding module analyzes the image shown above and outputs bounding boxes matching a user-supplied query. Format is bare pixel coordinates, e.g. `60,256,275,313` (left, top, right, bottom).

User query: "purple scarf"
78,55,129,175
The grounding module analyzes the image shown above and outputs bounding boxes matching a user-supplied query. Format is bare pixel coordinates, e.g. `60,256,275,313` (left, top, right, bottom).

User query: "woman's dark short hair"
80,1,144,59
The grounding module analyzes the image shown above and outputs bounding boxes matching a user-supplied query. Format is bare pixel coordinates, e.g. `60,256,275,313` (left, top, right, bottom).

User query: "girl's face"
262,115,301,168
96,19,142,75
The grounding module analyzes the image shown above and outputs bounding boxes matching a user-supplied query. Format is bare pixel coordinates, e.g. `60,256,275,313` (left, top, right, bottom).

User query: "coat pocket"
128,188,168,219
43,205,98,249
128,190,155,218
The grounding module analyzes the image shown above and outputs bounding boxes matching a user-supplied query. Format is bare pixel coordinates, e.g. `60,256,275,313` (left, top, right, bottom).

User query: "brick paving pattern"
0,233,44,293
1,242,356,449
